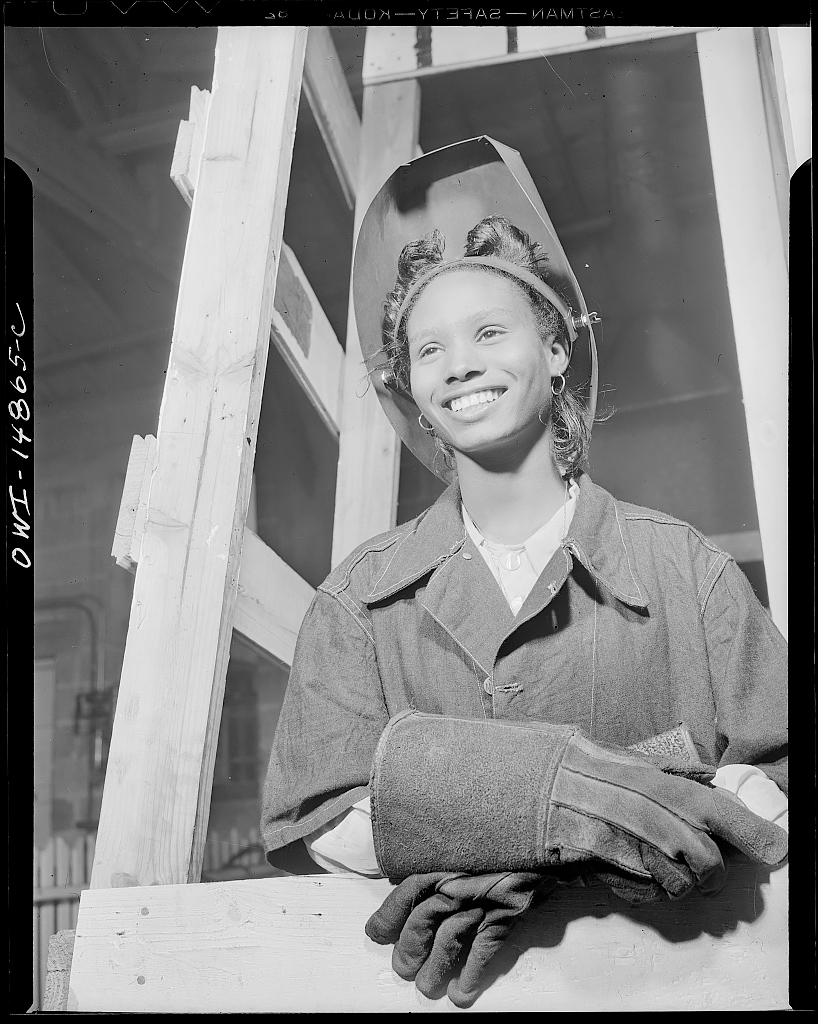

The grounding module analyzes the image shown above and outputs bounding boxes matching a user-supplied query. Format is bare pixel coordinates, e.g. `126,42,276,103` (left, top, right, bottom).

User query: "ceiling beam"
303,27,361,209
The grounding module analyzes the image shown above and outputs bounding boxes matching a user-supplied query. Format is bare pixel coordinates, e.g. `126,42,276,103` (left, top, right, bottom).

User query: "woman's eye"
418,343,441,358
479,327,504,341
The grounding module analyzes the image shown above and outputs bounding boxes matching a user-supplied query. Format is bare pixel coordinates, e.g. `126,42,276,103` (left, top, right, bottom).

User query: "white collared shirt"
462,478,580,616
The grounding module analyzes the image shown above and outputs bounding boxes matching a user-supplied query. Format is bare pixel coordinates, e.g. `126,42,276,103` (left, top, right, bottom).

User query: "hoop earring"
418,412,436,434
551,373,566,396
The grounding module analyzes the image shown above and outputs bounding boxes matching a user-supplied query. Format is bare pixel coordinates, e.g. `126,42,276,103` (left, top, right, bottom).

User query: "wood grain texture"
233,528,315,665
111,435,157,571
303,26,361,209
69,861,788,1012
270,244,345,437
111,438,314,665
697,29,789,639
170,87,212,207
331,80,420,567
90,27,307,892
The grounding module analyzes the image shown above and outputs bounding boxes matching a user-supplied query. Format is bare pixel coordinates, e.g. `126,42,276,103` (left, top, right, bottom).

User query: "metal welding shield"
352,136,599,484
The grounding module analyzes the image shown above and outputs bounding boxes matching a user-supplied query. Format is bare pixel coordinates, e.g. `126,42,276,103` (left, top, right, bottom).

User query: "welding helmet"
352,136,599,484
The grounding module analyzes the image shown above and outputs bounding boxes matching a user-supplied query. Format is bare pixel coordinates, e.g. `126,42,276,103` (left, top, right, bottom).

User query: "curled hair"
378,215,592,477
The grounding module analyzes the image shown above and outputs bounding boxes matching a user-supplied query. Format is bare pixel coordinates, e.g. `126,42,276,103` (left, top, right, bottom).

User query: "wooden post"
331,81,420,566
697,29,789,638
90,26,307,890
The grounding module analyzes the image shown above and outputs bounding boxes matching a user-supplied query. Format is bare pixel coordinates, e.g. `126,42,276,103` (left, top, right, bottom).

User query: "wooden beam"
172,93,343,435
270,243,344,437
233,529,314,666
362,26,718,86
5,80,177,286
111,435,158,573
69,860,788,1011
331,80,420,567
90,27,307,891
170,87,211,206
303,26,361,209
111,435,316,663
697,29,789,639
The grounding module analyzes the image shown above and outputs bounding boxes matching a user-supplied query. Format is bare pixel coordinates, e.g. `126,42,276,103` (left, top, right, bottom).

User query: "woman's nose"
444,342,486,384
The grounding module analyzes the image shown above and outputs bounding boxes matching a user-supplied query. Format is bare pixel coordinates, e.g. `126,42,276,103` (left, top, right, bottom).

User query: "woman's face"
407,268,569,461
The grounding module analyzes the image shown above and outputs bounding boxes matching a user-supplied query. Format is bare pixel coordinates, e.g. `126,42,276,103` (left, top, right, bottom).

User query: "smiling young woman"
261,140,788,1008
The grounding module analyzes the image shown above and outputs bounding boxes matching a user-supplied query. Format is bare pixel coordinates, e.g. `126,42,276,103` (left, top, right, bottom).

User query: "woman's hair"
379,215,591,477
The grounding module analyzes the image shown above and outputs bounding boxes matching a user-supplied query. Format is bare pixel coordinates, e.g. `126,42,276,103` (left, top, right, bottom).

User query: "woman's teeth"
448,389,504,413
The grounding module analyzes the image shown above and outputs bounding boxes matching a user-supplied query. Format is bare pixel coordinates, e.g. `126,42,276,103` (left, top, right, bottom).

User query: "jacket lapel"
363,473,650,677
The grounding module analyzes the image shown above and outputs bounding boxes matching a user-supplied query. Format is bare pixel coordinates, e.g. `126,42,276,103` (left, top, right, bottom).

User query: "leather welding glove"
369,711,788,898
365,870,557,1006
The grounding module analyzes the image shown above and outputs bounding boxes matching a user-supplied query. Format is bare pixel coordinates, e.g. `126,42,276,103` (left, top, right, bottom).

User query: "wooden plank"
90,27,308,892
111,438,315,664
69,861,788,1012
331,80,420,567
303,26,361,209
173,108,344,436
171,87,212,207
111,435,156,572
270,244,345,436
697,29,788,640
233,528,315,666
362,26,718,86
430,26,508,73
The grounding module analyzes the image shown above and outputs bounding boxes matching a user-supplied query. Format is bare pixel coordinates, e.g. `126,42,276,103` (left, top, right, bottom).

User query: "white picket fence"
33,827,276,1010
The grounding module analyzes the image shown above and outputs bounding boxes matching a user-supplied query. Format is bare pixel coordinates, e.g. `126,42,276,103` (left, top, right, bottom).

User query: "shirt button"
510,595,524,613
483,678,494,694
462,551,473,560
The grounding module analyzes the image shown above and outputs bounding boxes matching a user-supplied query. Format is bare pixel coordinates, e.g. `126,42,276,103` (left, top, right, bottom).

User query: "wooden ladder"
62,26,788,1012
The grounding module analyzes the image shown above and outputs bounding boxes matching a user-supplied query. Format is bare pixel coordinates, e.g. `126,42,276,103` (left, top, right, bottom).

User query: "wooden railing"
34,828,277,1010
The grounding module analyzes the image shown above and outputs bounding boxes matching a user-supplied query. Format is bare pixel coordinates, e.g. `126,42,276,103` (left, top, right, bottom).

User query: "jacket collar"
364,471,650,611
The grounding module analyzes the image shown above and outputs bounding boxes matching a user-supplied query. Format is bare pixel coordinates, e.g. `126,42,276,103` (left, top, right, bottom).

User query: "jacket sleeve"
260,587,390,867
702,556,788,793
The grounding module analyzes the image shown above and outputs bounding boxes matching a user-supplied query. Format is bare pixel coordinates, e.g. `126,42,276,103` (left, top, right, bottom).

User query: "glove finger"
413,908,485,997
707,788,789,866
640,841,723,899
365,873,459,944
594,868,666,905
447,922,516,1007
391,892,464,980
438,871,553,911
638,844,697,899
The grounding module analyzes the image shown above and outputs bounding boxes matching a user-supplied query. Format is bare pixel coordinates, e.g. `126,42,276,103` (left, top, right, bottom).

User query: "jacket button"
483,678,494,694
462,551,473,560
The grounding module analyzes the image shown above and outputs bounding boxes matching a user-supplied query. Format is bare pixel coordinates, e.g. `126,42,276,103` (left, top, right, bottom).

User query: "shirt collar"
462,479,580,578
364,472,650,610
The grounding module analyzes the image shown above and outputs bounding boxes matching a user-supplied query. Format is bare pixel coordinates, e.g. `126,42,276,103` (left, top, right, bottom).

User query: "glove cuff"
370,710,578,879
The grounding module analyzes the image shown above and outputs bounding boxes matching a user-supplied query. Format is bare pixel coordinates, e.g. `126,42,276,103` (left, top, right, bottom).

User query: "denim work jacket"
261,473,788,866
